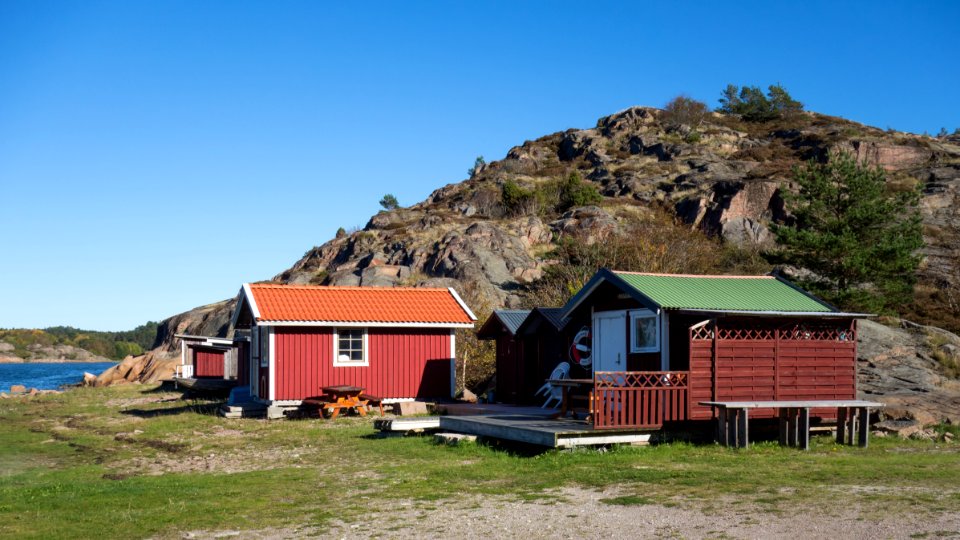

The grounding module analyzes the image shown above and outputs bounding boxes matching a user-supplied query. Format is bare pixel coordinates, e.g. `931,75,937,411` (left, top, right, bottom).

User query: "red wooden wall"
236,340,249,386
272,327,452,400
194,348,225,378
688,319,857,420
495,336,524,404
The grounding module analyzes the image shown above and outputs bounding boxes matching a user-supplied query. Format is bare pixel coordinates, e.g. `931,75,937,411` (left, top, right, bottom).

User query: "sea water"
0,362,117,391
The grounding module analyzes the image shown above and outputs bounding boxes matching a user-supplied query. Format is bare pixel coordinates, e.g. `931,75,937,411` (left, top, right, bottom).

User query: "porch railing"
593,371,690,429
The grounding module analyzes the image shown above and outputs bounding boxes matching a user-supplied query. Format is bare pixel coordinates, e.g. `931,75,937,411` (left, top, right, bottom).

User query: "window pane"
634,316,657,349
336,329,365,363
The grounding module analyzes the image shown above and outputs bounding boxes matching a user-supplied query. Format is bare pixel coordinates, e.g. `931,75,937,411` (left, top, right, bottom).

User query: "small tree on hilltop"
662,95,708,128
469,155,486,177
768,151,924,313
718,83,803,122
379,194,400,210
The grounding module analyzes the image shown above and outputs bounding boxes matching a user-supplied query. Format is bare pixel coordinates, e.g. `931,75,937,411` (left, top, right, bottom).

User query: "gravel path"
182,487,960,539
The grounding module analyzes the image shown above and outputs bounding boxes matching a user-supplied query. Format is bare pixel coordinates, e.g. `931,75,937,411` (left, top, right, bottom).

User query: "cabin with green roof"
505,268,865,429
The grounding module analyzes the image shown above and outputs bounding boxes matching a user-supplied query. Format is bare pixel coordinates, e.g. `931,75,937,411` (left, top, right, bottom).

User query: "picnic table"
699,400,885,450
300,385,384,419
546,378,594,420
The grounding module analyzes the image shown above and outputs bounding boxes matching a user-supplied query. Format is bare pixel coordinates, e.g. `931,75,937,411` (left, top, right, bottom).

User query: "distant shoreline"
0,357,118,365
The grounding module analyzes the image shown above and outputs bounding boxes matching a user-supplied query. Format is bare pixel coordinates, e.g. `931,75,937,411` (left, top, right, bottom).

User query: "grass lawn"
0,384,958,538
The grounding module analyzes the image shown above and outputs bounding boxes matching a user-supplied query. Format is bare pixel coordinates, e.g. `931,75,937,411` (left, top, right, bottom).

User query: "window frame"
257,327,269,368
333,327,369,367
629,309,661,354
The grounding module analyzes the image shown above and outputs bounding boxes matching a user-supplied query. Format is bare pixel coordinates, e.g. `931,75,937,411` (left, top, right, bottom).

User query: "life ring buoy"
570,326,592,367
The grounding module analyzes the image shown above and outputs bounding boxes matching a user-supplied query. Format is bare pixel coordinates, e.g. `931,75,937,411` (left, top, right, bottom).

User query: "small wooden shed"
175,334,247,386
476,310,530,404
230,283,477,405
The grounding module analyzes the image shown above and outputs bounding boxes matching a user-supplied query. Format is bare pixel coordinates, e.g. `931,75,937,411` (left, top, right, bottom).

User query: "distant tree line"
0,321,160,360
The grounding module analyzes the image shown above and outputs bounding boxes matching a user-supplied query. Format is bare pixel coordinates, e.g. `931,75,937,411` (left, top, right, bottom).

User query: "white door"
593,311,628,373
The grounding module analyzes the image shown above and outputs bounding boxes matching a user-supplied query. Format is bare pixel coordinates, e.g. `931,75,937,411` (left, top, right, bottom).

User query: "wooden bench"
700,400,885,450
360,394,386,417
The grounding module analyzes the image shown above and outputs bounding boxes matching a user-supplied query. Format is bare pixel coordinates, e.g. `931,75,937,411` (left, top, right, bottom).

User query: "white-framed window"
629,309,660,353
333,328,368,366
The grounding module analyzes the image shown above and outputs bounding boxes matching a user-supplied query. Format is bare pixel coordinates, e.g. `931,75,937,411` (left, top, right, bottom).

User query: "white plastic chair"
537,361,570,408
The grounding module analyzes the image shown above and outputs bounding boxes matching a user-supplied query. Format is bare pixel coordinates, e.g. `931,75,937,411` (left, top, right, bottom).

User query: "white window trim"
333,327,369,367
629,309,661,353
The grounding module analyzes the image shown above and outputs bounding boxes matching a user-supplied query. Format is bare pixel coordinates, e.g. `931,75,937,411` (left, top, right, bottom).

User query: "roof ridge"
247,283,452,291
612,270,775,279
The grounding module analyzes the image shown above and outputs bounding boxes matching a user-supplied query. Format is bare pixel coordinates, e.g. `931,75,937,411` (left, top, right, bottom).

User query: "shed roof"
613,271,833,312
238,283,476,327
536,308,569,331
562,269,862,318
493,310,533,335
476,310,531,339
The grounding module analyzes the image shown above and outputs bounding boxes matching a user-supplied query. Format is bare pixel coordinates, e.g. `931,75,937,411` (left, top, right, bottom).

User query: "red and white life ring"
570,326,592,367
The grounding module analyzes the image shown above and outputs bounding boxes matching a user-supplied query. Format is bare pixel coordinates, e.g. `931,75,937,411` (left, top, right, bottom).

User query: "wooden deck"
438,414,653,448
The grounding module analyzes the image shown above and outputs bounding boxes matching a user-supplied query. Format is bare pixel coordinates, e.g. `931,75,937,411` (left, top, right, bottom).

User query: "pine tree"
769,151,923,313
379,194,400,210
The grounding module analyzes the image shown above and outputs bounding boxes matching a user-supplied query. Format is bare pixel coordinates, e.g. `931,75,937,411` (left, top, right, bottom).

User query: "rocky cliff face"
267,108,960,316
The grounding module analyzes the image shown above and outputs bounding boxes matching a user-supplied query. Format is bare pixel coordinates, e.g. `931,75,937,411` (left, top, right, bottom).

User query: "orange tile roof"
245,284,476,325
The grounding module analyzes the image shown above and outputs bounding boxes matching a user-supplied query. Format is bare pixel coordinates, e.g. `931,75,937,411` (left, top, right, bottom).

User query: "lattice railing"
690,320,714,340
717,327,776,340
595,371,688,389
778,323,856,342
593,371,690,429
690,320,856,342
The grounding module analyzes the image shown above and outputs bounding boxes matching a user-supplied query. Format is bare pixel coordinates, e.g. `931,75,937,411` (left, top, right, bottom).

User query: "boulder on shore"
9,384,26,394
93,351,178,386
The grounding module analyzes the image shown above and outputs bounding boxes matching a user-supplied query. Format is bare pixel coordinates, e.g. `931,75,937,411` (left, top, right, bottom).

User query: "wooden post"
836,407,847,445
857,407,870,448
847,410,857,446
726,409,738,447
778,408,788,446
787,408,798,447
717,407,727,446
737,408,749,449
799,408,810,451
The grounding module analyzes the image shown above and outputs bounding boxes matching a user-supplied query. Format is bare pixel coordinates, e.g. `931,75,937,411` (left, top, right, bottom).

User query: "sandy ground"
180,487,960,540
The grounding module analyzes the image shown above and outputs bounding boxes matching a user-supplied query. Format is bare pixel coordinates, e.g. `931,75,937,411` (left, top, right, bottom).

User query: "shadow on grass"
121,401,224,418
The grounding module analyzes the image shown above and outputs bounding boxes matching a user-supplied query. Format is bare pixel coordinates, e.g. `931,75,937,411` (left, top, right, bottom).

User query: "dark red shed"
502,269,867,429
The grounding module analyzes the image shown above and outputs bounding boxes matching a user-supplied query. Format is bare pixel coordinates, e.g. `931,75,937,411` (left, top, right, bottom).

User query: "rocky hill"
275,107,959,321
130,105,960,422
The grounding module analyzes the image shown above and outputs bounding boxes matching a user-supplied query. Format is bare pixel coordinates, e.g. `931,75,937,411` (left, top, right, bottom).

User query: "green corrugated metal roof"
612,272,833,313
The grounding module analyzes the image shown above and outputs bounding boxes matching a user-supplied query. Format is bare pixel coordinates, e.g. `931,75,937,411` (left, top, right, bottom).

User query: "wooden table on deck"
700,400,885,450
546,378,594,420
308,385,369,420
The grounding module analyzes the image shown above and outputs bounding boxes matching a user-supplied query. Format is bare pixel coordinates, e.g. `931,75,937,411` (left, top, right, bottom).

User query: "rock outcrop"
91,351,177,386
858,320,960,424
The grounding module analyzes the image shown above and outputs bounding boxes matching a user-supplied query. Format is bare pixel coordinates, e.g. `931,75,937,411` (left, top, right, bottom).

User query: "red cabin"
230,283,477,405
494,269,865,429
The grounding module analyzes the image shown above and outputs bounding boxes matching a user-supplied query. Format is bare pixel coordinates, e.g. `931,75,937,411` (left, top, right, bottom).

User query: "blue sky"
1,1,958,331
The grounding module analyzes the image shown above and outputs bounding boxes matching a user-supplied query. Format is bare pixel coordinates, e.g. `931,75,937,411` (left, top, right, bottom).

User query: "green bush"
556,172,602,211
500,180,536,215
